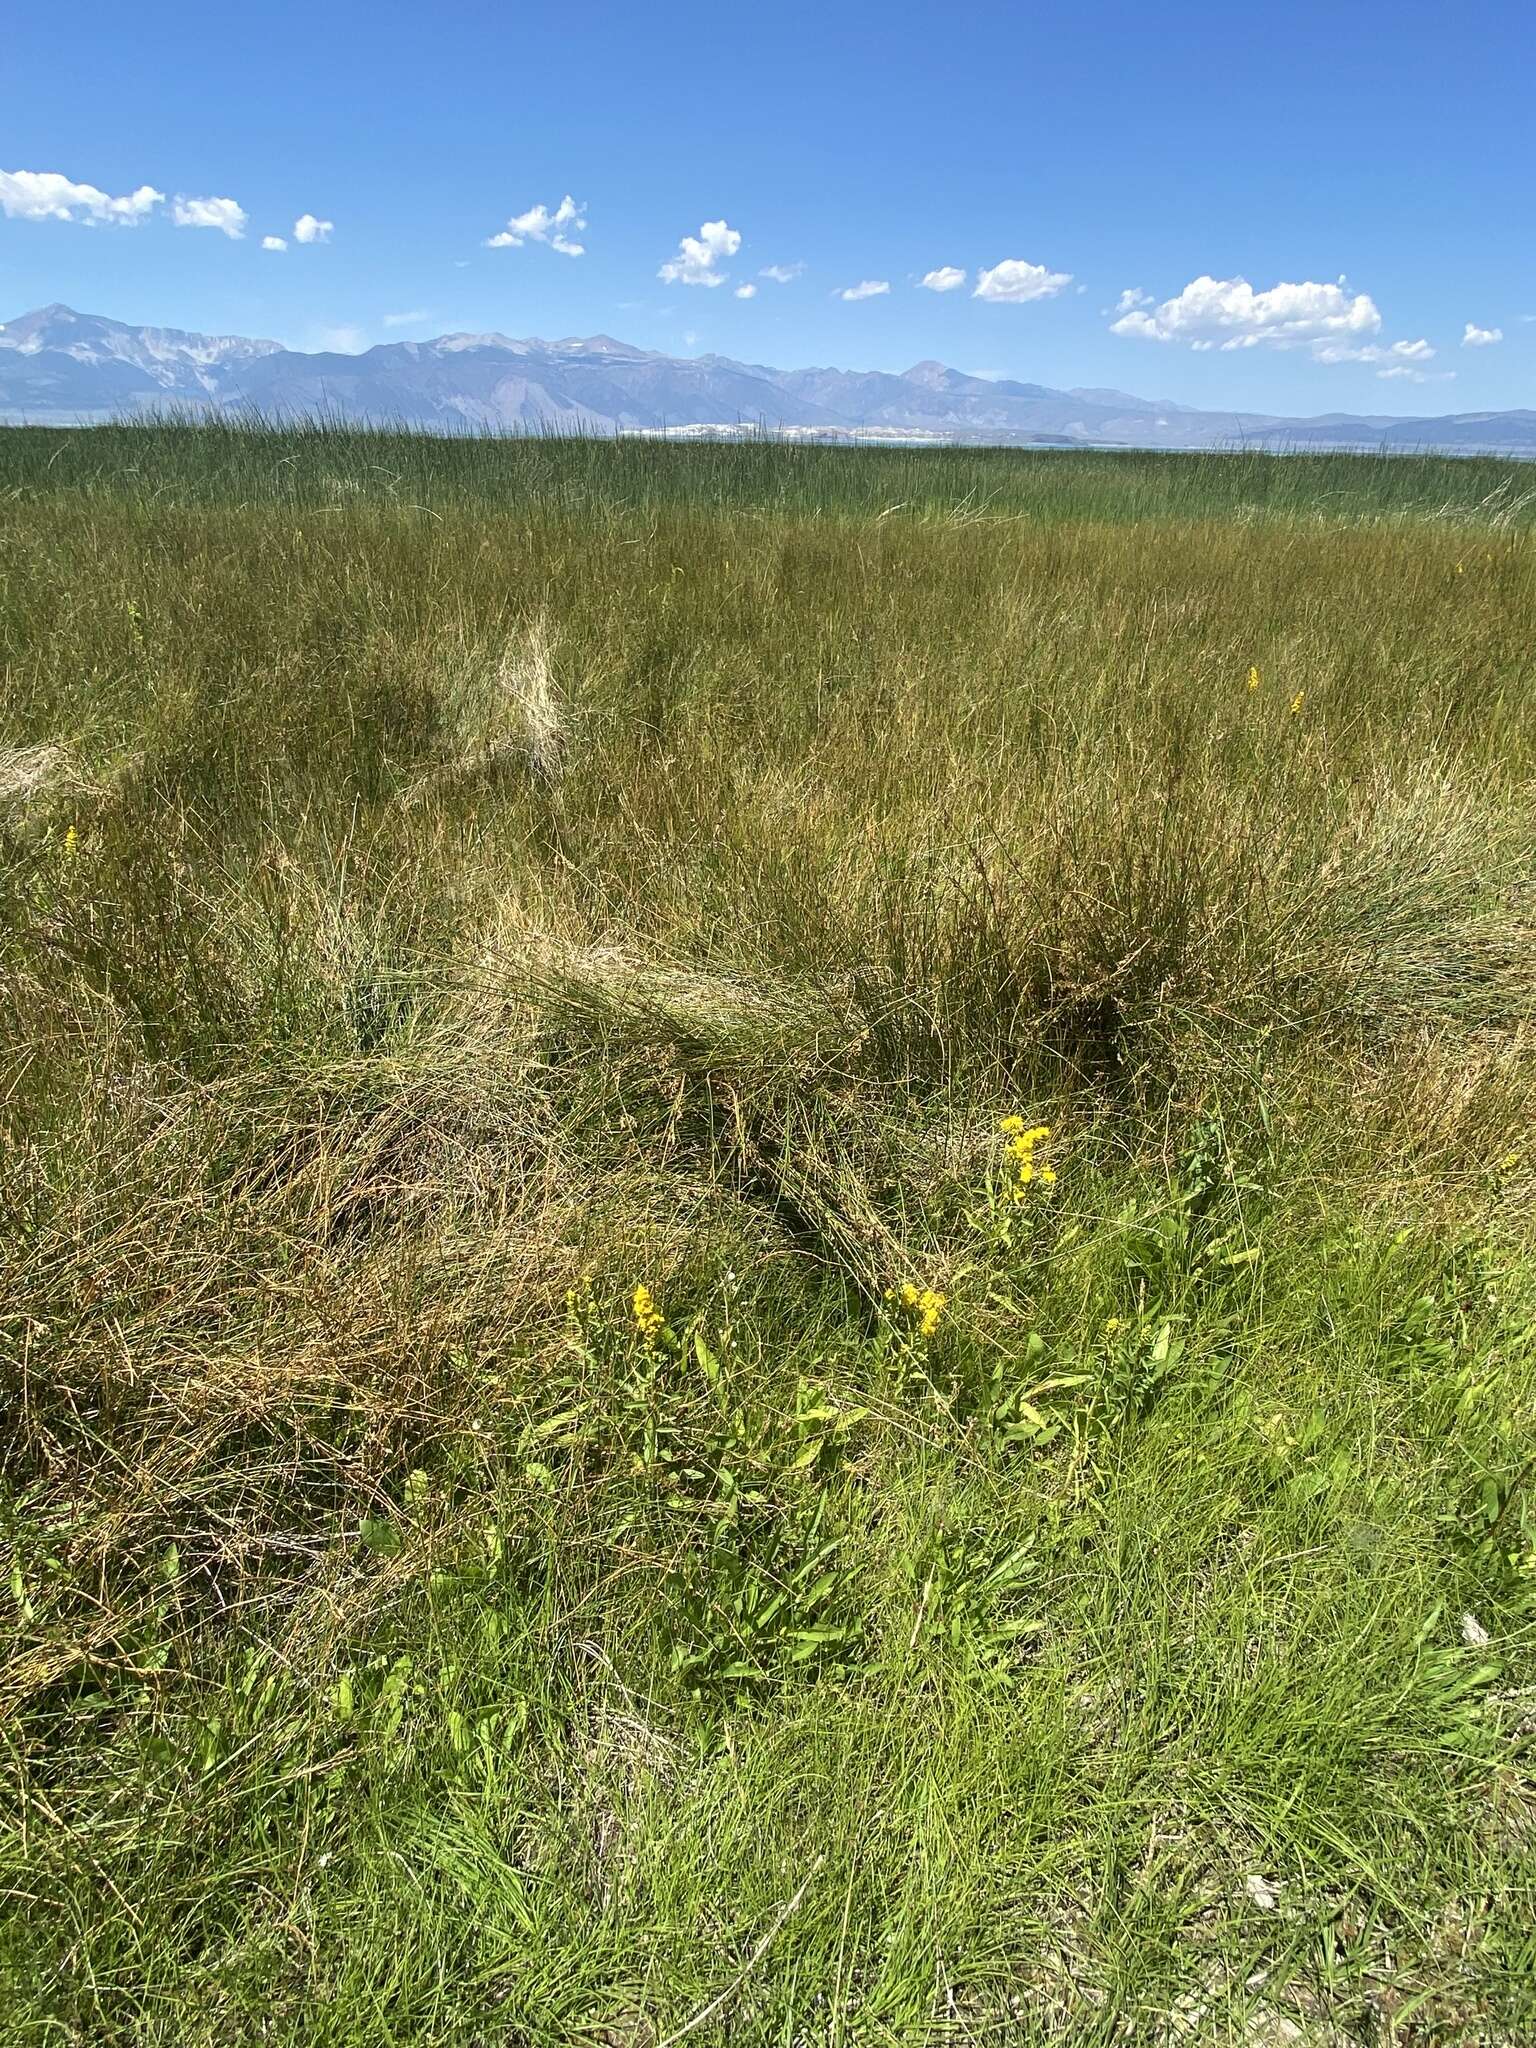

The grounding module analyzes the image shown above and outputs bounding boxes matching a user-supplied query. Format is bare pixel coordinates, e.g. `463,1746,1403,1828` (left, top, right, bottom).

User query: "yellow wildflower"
631,1283,664,1343
916,1288,947,1339
1288,690,1305,716
62,824,78,862
1001,1119,1055,1198
890,1281,948,1340
1246,666,1260,692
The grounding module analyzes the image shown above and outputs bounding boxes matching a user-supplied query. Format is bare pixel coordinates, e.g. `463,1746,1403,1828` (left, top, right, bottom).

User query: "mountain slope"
1,303,1531,453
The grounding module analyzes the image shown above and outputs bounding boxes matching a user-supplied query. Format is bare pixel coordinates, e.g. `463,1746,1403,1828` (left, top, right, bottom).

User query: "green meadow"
2,422,1534,2044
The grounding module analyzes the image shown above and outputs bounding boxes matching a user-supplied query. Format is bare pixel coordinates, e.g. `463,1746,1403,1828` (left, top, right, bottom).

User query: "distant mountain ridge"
3,302,1534,454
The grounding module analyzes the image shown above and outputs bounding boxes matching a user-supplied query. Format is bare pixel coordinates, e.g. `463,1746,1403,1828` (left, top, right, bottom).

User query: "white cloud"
734,283,758,299
0,167,162,226
1312,337,1434,366
1111,273,1380,351
659,218,741,287
261,234,287,253
1115,287,1151,313
919,266,967,292
383,309,432,327
486,195,584,256
759,262,803,284
293,213,334,245
838,279,890,301
1377,364,1455,383
171,194,246,238
974,258,1073,304
315,325,367,354
1462,322,1503,347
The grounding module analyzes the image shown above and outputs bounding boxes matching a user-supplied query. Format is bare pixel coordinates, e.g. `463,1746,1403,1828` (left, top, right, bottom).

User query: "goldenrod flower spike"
1000,1115,1056,1197
631,1283,664,1342
890,1281,948,1339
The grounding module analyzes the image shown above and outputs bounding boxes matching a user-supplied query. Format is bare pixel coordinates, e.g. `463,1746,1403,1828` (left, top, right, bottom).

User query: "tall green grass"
4,413,1536,524
2,424,1534,2044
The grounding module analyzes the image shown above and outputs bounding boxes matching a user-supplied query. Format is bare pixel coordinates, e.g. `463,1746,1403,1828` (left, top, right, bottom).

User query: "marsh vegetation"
2,424,1534,2043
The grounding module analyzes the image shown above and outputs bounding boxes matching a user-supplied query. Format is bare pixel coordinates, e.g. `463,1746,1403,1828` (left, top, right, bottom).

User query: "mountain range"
3,302,1533,455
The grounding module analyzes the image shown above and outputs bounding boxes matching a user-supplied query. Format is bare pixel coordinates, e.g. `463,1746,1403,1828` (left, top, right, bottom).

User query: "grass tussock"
1,422,1535,2045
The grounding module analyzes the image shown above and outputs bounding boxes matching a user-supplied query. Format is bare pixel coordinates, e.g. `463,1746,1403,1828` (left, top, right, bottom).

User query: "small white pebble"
1461,1612,1491,1649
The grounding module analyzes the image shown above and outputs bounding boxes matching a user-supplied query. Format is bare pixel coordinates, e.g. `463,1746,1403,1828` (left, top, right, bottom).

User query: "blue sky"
3,0,1530,413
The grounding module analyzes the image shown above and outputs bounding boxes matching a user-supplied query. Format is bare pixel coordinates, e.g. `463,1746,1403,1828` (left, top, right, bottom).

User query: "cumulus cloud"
1115,286,1151,313
974,258,1073,304
838,279,890,301
734,283,757,299
293,213,334,245
919,266,967,292
1111,273,1380,351
1463,322,1503,347
486,195,584,255
261,234,287,252
759,262,803,283
171,194,247,238
659,219,741,286
0,167,162,226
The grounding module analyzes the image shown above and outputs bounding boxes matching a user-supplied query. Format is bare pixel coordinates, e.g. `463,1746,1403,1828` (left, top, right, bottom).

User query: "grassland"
1,423,1534,2045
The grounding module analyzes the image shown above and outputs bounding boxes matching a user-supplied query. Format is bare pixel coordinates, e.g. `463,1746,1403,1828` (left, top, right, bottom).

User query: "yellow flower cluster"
1246,666,1260,693
1000,1116,1056,1198
1289,689,1306,717
631,1283,664,1343
887,1280,948,1339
